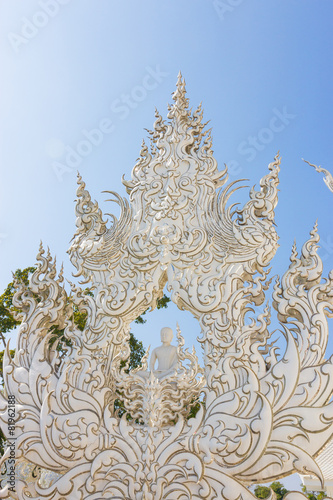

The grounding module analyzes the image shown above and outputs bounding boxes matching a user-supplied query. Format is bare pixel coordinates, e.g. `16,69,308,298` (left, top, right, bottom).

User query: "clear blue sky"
0,1,332,491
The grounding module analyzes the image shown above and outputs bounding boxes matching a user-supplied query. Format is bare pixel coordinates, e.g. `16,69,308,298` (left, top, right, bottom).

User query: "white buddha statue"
149,327,178,379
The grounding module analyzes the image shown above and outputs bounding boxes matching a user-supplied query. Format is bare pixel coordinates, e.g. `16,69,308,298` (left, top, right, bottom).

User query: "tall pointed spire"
73,173,106,237
167,71,189,122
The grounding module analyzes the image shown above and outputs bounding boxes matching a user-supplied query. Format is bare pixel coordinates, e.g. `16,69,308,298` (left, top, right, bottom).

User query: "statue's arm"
169,348,178,369
149,349,157,371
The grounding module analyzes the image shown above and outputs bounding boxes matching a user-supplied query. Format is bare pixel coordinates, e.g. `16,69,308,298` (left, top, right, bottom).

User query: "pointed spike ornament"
303,158,333,193
291,239,298,261
310,219,319,238
73,173,106,236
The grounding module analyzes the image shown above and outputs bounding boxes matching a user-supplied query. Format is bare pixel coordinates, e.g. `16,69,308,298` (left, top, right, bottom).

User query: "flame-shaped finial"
291,239,298,262
168,71,189,121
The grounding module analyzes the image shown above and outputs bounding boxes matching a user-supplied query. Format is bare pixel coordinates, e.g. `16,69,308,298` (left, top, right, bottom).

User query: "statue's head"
160,327,173,344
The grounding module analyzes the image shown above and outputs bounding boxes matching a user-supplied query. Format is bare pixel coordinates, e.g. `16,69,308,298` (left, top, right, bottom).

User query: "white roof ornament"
0,76,332,500
303,158,333,193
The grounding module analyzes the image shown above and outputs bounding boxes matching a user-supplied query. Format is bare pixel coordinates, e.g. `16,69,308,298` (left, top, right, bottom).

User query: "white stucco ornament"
1,74,333,499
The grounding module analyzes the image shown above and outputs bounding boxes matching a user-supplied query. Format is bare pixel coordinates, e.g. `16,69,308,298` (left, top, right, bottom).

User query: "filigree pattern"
0,75,332,499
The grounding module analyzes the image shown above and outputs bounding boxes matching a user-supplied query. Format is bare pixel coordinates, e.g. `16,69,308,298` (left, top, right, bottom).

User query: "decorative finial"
291,239,298,261
303,158,333,193
309,220,320,242
176,70,182,88
169,72,188,120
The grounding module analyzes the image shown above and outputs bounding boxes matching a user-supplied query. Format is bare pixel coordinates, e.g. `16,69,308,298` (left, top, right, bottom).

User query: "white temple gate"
1,75,333,499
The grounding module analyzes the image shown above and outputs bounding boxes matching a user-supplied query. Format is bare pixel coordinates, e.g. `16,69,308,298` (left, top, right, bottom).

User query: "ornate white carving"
303,158,333,193
112,323,204,427
1,74,333,499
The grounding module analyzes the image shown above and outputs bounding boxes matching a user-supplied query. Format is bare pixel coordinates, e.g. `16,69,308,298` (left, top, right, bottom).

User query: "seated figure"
149,327,178,379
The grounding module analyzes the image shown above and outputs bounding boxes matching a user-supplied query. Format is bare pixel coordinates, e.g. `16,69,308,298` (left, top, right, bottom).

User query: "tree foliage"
254,481,289,499
254,485,271,498
254,481,327,499
134,294,171,324
302,486,327,500
0,267,36,347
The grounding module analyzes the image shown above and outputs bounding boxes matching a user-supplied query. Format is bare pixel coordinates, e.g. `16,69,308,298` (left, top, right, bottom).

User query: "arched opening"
129,289,203,366
113,289,205,422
